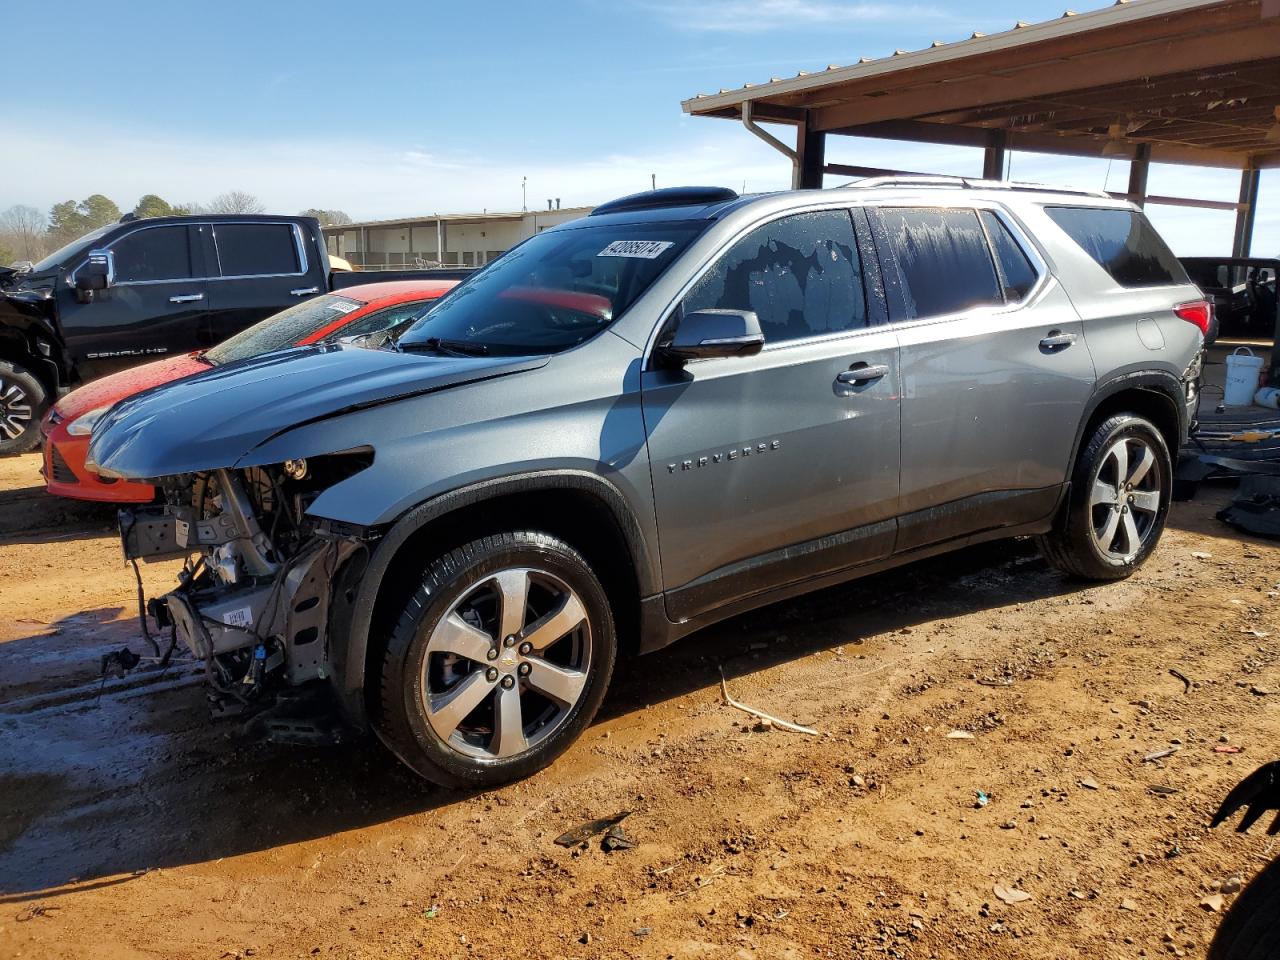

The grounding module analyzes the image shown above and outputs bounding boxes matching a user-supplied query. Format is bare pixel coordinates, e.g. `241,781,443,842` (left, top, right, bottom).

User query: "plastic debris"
975,790,990,808
1200,893,1226,912
947,730,976,739
1079,777,1100,790
601,823,636,852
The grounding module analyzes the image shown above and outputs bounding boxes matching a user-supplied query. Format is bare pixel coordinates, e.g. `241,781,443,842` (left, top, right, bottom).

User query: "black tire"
1038,413,1171,581
0,359,47,456
374,531,616,788
1208,857,1280,960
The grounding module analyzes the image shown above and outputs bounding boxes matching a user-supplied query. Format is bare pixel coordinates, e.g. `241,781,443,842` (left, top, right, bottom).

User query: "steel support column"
1127,144,1151,208
796,116,826,190
982,129,1007,181
1233,168,1261,257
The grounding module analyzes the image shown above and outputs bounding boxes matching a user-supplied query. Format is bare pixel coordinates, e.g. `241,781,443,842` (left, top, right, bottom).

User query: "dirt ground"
0,449,1277,960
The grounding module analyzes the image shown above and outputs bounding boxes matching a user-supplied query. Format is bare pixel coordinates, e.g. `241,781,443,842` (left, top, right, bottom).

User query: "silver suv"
90,178,1208,787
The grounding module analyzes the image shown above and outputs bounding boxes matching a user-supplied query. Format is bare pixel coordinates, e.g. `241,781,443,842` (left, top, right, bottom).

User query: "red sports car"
41,279,457,503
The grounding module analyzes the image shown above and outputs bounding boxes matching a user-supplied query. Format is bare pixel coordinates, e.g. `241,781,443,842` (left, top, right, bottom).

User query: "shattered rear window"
1045,206,1189,289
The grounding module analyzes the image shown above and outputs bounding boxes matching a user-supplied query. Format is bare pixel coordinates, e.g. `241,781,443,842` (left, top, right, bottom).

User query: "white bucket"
1224,346,1264,406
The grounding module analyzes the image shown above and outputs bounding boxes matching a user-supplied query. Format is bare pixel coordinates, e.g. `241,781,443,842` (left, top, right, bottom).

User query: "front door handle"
169,293,204,304
291,286,320,297
834,362,889,396
1039,330,1077,350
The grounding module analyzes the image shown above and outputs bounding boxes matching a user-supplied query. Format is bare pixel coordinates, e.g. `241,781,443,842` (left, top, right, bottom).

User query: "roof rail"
846,175,1109,199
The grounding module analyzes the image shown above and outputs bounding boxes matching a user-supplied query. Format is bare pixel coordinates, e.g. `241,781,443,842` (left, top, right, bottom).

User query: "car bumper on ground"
41,416,155,503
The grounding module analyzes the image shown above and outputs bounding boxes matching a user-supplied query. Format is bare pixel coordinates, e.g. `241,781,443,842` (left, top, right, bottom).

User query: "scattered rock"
1221,876,1243,895
1200,893,1226,913
1250,685,1271,697
993,883,1032,905
947,730,975,740
1119,899,1138,911
1080,777,1100,790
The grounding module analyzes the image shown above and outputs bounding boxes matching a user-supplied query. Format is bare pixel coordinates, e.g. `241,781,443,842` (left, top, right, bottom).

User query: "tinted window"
683,209,866,344
213,223,301,277
980,210,1038,302
880,208,1001,320
112,226,194,282
398,221,705,356
205,294,361,365
1045,206,1188,288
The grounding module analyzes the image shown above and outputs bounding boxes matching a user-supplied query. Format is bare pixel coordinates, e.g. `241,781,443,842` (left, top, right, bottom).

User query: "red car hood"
53,353,211,422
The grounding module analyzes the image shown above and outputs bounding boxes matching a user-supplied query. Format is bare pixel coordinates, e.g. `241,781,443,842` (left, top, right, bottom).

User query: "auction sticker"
221,607,253,628
597,240,674,259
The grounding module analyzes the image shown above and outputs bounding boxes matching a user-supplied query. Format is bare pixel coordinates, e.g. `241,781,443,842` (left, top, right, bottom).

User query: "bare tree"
0,205,49,261
207,191,266,214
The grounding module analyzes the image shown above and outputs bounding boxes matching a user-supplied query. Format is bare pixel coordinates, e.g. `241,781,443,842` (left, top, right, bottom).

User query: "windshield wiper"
398,336,490,357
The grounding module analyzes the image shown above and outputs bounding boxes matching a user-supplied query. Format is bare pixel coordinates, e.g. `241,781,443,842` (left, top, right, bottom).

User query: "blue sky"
3,0,1274,254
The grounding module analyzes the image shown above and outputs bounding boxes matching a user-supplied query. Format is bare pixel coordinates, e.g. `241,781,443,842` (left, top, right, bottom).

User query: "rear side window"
336,300,434,338
1044,206,1188,288
111,226,194,282
213,223,301,277
879,208,1002,320
980,211,1038,302
683,209,867,344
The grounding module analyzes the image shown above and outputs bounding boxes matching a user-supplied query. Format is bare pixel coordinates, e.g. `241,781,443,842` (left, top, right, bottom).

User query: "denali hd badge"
667,439,780,473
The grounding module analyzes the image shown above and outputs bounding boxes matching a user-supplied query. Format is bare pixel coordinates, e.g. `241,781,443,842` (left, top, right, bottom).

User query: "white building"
322,204,592,269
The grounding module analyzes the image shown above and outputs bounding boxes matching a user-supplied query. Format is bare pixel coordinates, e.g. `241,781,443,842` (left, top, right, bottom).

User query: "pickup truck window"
212,223,302,277
31,224,115,274
397,221,705,356
683,209,866,344
113,226,195,283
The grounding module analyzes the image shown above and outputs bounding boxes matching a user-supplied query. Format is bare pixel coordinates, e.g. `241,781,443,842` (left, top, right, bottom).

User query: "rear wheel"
0,359,47,456
375,531,616,788
1038,413,1171,580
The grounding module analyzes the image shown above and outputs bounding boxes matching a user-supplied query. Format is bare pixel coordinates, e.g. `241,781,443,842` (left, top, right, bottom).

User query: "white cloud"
1,122,1271,255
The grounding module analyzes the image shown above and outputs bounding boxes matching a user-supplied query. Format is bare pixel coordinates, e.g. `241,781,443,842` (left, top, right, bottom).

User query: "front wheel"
375,531,616,788
1038,413,1171,580
0,359,48,456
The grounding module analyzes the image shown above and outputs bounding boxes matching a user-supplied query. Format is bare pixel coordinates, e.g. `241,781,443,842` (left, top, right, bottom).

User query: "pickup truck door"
203,221,325,342
642,207,900,623
60,223,212,381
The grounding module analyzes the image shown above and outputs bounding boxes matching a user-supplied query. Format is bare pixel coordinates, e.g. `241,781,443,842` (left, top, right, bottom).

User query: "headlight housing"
66,405,111,437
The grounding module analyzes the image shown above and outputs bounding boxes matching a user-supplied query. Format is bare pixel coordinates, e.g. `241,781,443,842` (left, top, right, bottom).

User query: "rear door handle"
169,293,204,304
1039,331,1077,350
291,286,320,297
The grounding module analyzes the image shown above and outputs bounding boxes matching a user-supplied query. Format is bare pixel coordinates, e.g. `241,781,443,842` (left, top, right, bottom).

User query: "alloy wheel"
421,566,591,760
0,378,33,442
1089,435,1162,561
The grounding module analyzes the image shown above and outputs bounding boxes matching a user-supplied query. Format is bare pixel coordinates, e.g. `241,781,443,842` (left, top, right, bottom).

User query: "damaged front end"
121,452,375,717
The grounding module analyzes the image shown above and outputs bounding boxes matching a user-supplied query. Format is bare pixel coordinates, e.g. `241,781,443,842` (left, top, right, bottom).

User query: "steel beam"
1233,168,1261,257
982,129,1007,180
1127,144,1151,207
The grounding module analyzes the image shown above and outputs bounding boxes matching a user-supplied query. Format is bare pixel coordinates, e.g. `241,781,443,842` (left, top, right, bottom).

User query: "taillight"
1174,299,1212,338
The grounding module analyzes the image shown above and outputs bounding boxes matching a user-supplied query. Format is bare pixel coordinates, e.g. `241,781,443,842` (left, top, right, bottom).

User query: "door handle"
291,286,320,297
169,293,204,304
836,363,889,385
1039,330,1077,350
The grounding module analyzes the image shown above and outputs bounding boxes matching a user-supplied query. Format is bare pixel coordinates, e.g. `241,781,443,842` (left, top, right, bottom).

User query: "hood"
87,343,549,479
53,353,211,423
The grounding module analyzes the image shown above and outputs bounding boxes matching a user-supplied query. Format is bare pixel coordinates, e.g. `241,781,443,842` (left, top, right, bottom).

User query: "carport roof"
682,0,1280,170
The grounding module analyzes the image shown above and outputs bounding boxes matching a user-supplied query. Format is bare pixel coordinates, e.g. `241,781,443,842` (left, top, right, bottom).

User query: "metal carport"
682,0,1280,256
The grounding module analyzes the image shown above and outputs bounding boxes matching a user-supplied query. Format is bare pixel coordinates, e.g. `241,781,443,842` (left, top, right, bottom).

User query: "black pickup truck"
0,214,468,454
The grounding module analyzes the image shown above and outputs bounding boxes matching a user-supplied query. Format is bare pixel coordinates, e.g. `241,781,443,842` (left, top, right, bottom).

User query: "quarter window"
879,208,1002,321
1044,206,1188,289
682,209,867,344
213,223,301,277
111,226,194,283
980,210,1038,302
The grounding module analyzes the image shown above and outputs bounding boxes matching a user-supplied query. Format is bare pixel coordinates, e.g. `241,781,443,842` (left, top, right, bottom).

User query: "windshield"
30,224,116,274
397,221,706,355
206,294,364,365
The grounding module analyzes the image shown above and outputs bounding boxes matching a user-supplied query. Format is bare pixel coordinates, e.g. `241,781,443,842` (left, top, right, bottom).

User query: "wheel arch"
1071,371,1186,470
334,470,655,727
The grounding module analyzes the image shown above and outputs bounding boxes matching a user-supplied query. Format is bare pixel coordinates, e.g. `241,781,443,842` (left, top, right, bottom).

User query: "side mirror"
662,309,765,362
74,250,114,299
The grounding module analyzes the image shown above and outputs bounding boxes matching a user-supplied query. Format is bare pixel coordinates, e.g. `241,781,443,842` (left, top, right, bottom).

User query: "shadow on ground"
0,538,1084,897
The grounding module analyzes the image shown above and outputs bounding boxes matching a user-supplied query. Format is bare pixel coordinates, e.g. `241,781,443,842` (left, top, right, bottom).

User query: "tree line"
0,193,352,266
